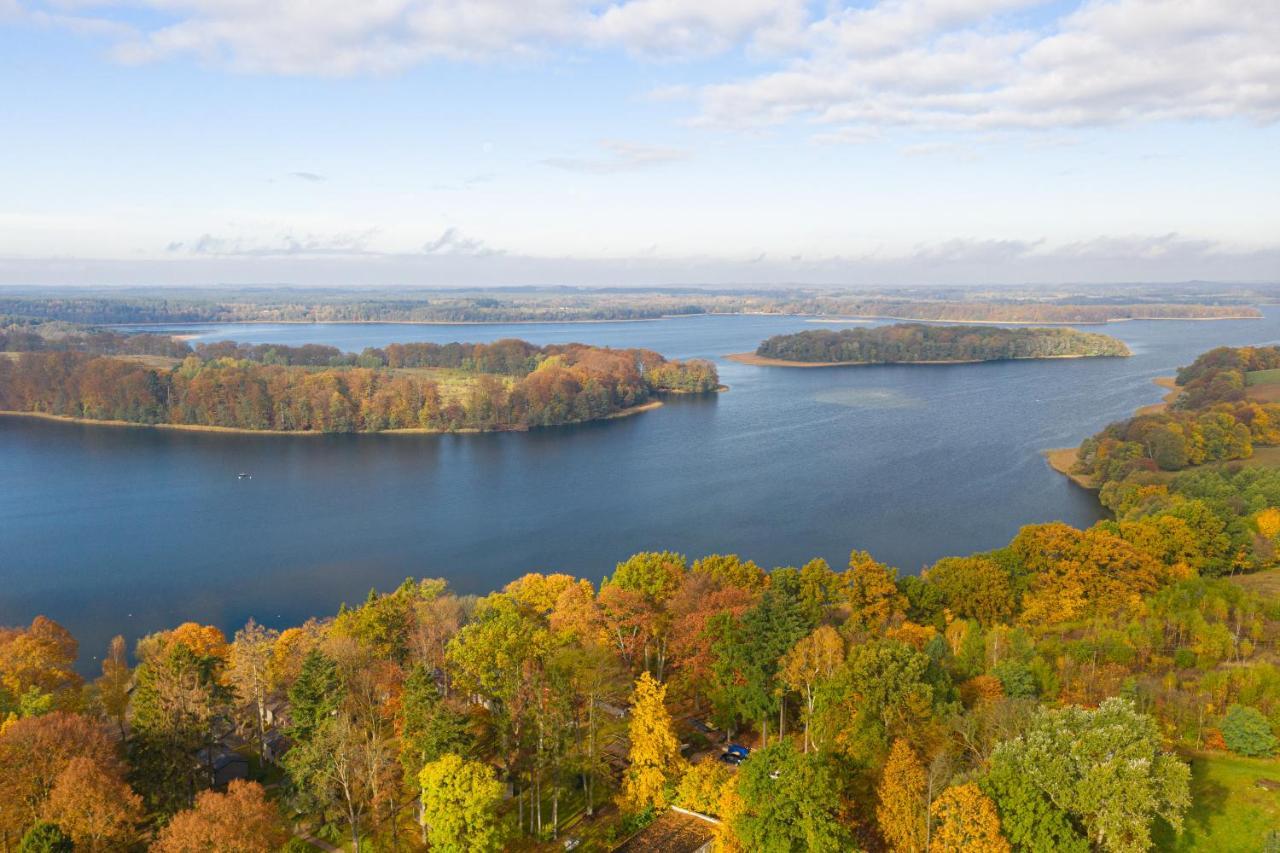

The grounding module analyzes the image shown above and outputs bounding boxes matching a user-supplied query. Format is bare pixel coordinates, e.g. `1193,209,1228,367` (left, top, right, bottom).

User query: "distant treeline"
1077,346,1280,482
804,300,1261,324
755,323,1131,363
0,340,718,432
0,319,189,358
0,294,1261,326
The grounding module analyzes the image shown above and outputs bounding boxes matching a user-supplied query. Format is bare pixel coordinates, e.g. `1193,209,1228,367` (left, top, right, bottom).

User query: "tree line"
0,292,1260,327
0,319,190,359
0,339,719,432
755,323,1131,363
4,437,1280,848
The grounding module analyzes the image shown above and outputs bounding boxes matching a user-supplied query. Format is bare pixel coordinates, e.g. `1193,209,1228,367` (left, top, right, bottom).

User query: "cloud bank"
14,0,1278,135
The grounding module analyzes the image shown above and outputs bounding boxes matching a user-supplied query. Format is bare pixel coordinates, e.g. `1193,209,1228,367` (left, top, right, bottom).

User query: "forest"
3,350,1280,852
753,324,1131,364
0,337,719,433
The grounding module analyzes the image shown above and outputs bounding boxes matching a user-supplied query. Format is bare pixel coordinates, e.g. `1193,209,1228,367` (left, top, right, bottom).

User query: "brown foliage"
42,756,142,851
151,780,286,853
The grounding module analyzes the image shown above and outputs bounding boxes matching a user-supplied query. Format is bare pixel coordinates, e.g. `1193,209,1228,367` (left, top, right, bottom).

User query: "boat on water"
237,472,252,480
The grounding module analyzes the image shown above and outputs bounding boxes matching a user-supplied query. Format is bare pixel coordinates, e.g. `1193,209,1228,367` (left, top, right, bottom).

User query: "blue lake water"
4,311,1280,666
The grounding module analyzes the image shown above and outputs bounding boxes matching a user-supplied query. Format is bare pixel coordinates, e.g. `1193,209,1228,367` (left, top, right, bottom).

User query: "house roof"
611,808,717,853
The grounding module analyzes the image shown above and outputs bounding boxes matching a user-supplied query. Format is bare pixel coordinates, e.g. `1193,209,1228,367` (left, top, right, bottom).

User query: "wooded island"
0,334,719,433
733,323,1131,366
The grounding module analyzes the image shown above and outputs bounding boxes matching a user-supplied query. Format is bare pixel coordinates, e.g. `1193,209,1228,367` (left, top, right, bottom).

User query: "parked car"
718,752,744,765
726,744,750,759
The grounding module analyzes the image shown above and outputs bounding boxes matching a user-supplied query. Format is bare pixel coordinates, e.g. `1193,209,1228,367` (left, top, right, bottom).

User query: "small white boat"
237,472,252,480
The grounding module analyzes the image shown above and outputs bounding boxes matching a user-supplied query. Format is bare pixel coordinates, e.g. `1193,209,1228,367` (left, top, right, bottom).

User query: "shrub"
1221,704,1277,757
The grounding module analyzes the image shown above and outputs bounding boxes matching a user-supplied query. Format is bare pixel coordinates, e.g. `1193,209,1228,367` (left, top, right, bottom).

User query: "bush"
991,660,1038,698
1221,704,1277,757
18,823,73,853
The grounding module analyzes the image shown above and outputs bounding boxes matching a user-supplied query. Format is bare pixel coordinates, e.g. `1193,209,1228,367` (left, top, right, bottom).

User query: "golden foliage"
928,783,1010,853
877,738,927,853
845,550,906,634
622,672,686,811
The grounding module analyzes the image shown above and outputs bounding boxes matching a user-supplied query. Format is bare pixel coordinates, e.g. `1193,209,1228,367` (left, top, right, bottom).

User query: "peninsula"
1047,343,1280,495
0,336,718,434
730,323,1131,367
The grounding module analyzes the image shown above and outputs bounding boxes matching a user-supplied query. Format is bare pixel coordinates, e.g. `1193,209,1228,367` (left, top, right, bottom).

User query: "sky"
0,0,1277,287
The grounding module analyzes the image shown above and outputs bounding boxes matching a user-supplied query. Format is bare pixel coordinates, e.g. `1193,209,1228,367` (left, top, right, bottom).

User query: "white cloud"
168,228,380,256
695,0,1280,133
15,0,803,73
421,227,499,256
14,0,1277,133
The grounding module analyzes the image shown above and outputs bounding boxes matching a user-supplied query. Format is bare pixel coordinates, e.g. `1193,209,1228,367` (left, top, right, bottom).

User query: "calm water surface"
5,312,1280,666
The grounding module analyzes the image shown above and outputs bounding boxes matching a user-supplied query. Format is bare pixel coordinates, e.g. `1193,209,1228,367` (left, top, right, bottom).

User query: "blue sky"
1,0,1277,286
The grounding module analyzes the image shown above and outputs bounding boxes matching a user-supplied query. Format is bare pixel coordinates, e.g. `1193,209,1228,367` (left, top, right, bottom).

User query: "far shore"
95,308,1261,342
726,351,1118,368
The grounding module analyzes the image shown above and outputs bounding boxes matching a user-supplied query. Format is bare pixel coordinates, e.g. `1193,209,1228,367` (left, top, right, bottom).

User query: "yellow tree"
929,783,1009,853
95,635,131,738
622,672,685,811
780,625,844,752
845,550,905,635
877,738,927,853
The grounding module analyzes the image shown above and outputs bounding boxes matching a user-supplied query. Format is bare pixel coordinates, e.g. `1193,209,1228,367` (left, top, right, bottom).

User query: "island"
729,323,1131,367
0,334,719,433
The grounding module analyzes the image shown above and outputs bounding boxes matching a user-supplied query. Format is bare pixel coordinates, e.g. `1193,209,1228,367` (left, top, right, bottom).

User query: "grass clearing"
1231,567,1280,602
391,366,516,406
1154,751,1280,852
1246,369,1280,386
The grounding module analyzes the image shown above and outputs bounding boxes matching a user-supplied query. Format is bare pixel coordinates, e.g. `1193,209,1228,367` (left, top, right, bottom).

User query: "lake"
4,311,1280,667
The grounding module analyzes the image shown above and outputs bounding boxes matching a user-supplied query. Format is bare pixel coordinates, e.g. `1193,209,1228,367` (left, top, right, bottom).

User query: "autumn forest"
0,333,719,433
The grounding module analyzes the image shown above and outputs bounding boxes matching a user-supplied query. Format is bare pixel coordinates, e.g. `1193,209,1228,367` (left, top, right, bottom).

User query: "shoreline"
1043,375,1180,488
726,351,1122,368
0,397,674,437
835,314,1261,326
1043,447,1098,489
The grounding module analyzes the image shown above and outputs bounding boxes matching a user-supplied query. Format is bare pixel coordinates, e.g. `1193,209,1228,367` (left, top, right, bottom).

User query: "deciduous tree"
928,783,1009,853
151,780,286,853
418,754,506,853
41,756,142,851
622,672,684,810
877,738,927,853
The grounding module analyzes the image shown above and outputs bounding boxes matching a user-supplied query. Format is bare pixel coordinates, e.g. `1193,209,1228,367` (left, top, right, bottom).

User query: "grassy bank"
1153,751,1280,852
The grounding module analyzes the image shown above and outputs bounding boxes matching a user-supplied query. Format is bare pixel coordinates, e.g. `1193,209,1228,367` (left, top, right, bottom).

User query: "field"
1232,566,1280,602
1247,369,1280,403
391,366,516,406
1154,752,1280,851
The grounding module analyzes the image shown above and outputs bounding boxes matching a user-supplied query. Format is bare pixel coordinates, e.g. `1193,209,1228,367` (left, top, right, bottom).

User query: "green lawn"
1245,369,1280,386
1154,751,1280,851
